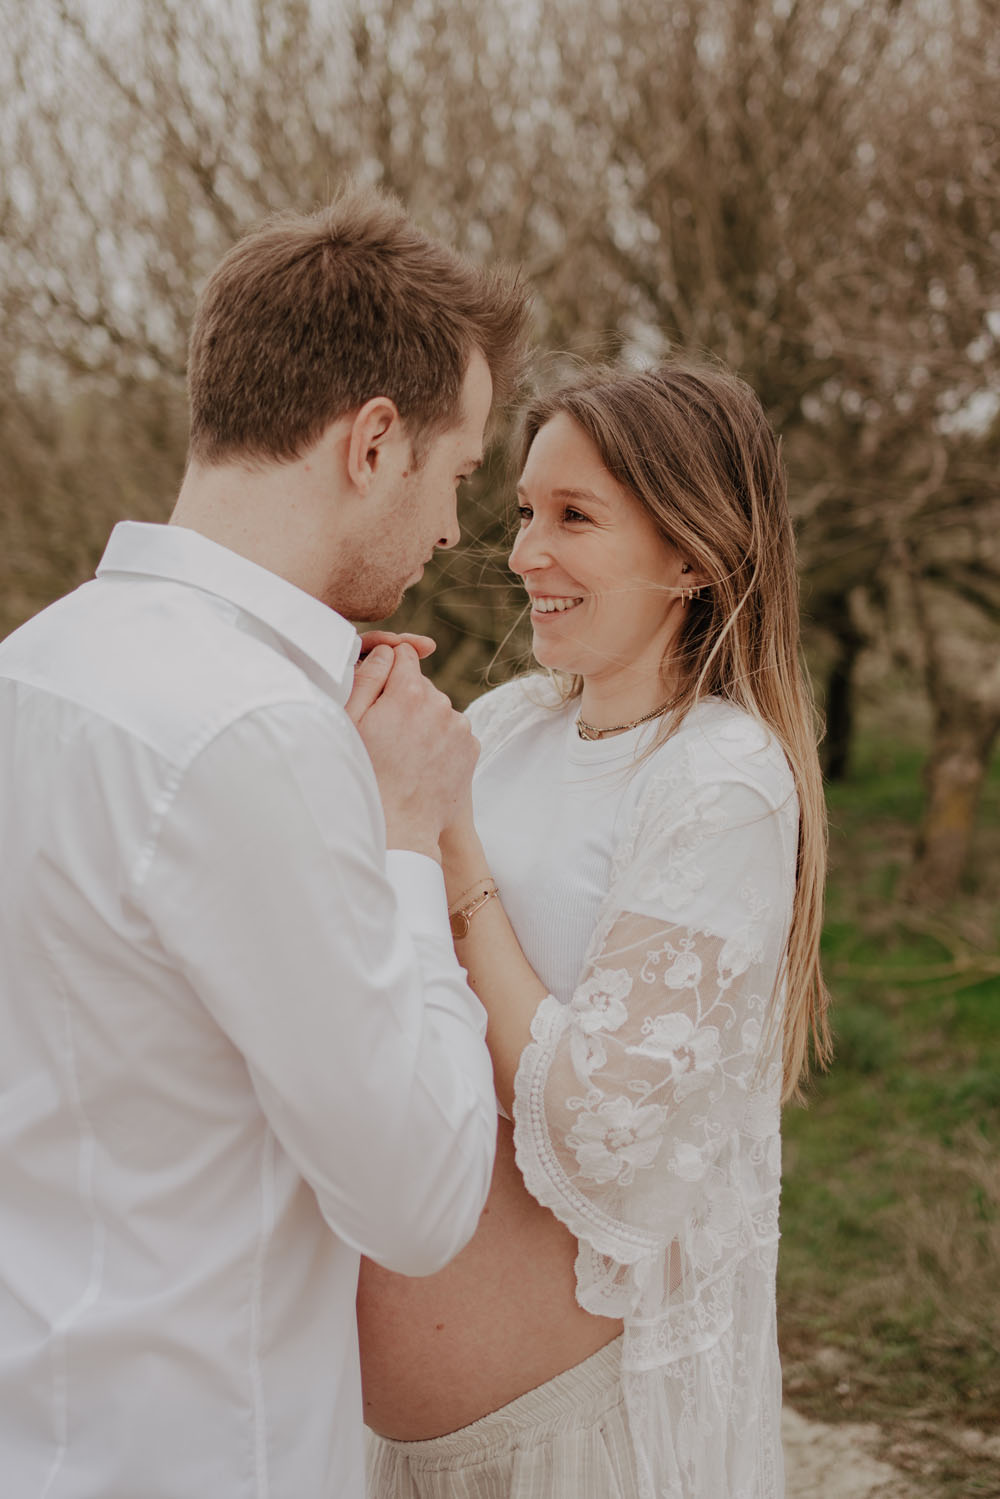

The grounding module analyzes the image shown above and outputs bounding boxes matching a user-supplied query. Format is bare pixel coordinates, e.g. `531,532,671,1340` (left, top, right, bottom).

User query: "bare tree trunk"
908,704,999,906
822,622,864,782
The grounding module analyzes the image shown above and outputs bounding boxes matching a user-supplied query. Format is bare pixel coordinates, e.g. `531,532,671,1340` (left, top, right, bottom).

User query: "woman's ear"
345,397,404,495
680,560,711,591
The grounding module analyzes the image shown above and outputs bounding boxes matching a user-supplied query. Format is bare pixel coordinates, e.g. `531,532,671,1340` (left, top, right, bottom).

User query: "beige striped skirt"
366,1336,636,1498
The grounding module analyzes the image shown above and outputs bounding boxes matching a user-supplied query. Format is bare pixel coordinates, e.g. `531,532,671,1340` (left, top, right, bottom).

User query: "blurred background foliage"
1,0,997,1488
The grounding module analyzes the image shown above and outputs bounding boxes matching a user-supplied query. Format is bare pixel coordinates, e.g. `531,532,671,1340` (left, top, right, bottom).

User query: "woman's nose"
508,523,544,577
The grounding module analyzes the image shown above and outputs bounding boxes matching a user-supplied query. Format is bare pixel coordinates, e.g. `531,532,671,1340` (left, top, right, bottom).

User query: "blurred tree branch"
1,0,997,901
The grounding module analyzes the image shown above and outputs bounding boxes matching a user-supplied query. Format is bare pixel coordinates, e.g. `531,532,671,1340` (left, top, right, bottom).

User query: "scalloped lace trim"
512,995,662,1266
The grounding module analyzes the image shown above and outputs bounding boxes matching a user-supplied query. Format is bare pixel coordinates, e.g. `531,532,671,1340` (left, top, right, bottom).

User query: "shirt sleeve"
136,698,497,1276
511,772,796,1267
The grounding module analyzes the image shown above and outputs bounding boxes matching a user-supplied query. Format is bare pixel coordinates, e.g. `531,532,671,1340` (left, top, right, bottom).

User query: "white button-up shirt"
0,522,496,1499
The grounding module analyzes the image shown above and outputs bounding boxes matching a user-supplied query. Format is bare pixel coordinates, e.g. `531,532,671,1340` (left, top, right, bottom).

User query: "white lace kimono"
467,679,798,1499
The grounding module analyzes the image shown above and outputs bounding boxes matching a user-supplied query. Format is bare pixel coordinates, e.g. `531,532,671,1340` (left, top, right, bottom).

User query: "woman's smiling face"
510,413,692,688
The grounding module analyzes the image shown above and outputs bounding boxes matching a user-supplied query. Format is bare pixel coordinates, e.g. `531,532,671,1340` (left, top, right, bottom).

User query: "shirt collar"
97,522,362,706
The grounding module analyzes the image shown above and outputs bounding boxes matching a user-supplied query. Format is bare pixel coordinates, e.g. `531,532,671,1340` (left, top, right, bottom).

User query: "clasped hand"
346,631,479,862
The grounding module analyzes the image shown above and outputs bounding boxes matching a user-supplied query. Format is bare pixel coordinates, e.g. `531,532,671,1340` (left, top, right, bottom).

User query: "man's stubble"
321,475,429,624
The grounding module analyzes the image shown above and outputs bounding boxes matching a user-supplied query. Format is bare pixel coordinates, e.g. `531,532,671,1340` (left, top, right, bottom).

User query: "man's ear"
346,397,405,495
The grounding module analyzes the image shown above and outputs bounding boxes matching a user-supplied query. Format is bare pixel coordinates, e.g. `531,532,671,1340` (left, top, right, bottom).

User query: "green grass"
778,737,1000,1495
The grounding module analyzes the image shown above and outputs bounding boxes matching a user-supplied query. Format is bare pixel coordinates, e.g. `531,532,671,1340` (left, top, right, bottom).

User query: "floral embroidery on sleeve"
567,1094,669,1185
513,774,796,1261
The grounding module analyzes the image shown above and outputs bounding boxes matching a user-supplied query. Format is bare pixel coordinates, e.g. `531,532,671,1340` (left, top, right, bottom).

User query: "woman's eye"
515,503,588,525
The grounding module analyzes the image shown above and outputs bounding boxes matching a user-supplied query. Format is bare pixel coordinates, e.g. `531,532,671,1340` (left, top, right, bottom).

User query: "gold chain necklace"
576,698,677,741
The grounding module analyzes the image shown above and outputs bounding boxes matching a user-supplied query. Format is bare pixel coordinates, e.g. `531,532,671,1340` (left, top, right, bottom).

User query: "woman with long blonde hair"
359,357,831,1499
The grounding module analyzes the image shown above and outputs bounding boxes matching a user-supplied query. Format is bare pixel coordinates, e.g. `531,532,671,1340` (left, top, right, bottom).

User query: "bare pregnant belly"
357,1116,623,1439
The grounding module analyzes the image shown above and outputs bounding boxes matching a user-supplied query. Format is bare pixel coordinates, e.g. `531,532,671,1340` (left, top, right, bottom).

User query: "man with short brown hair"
0,185,529,1498
187,187,526,471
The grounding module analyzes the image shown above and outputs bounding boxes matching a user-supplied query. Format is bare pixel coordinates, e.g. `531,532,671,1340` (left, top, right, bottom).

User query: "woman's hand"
357,630,436,662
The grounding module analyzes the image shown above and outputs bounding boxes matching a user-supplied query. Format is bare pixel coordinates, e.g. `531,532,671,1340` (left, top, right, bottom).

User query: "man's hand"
346,643,478,860
345,632,436,723
345,645,397,726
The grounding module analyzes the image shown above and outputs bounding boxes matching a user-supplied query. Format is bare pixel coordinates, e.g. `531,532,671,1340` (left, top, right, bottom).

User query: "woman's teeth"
532,597,583,613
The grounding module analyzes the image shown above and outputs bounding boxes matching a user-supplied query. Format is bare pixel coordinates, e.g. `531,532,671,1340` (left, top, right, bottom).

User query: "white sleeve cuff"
384,849,452,941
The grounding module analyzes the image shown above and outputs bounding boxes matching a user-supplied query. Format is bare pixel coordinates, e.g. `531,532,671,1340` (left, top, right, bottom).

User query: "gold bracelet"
449,880,499,939
448,874,494,913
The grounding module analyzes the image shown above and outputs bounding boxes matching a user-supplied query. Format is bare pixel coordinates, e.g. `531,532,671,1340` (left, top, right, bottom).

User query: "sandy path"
782,1407,919,1499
